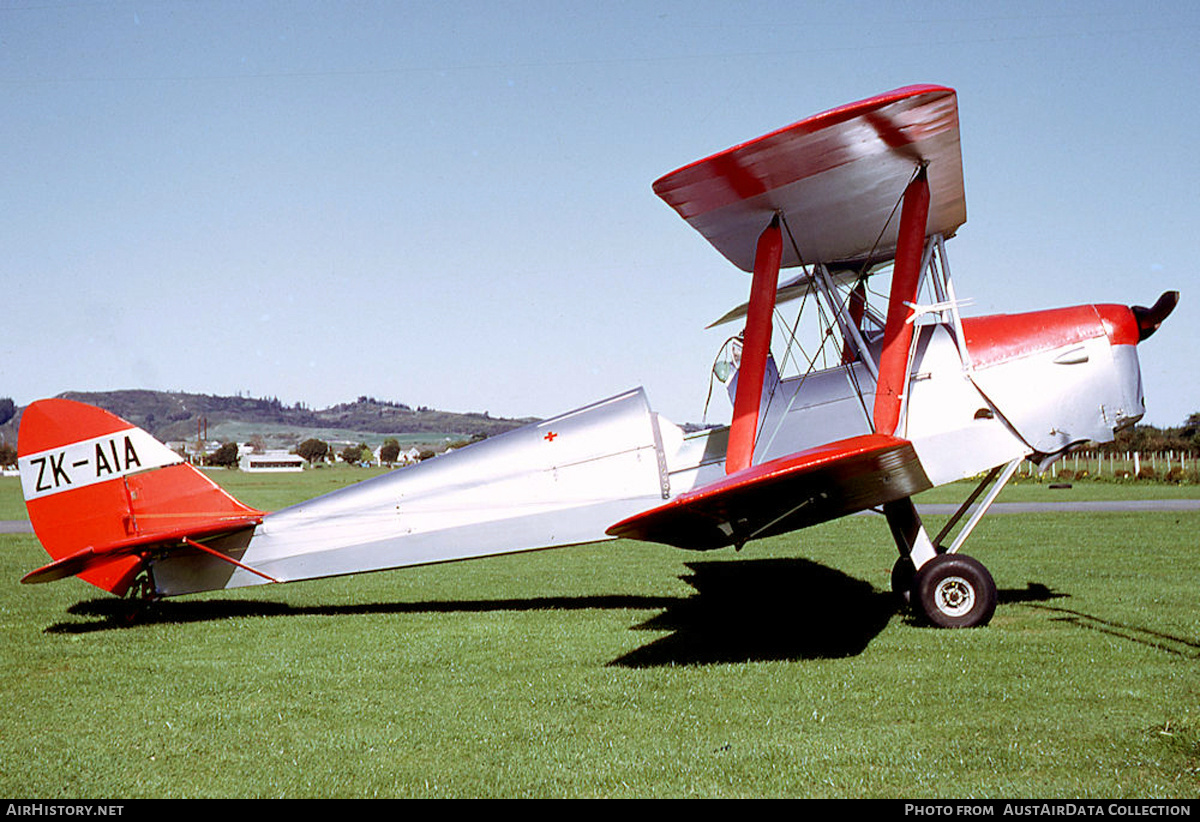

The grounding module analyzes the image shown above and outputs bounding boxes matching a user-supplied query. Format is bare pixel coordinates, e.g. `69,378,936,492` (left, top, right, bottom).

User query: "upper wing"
653,84,965,271
606,433,931,550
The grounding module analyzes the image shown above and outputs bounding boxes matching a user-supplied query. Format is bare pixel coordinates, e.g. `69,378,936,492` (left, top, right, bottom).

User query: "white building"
239,451,306,472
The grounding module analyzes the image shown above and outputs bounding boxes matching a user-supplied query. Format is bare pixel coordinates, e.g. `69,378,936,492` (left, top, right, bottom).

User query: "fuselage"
147,302,1149,595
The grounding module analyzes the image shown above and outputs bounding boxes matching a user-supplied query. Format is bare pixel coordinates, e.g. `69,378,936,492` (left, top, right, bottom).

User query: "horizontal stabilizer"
607,434,931,550
654,85,965,271
22,547,119,586
20,516,262,585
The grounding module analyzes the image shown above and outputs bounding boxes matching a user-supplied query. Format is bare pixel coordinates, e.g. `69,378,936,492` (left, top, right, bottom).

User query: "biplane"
17,85,1176,628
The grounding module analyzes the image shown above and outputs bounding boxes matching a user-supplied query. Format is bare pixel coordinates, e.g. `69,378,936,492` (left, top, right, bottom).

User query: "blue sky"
3,0,1196,427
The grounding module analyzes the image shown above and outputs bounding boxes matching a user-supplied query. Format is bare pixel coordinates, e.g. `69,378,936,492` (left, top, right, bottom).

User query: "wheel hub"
934,575,975,617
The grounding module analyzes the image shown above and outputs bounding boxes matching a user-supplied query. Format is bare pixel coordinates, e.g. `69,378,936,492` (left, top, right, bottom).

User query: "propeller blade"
1131,291,1179,341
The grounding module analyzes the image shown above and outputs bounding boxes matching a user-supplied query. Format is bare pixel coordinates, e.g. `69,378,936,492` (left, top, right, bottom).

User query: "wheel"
913,553,997,628
891,556,916,604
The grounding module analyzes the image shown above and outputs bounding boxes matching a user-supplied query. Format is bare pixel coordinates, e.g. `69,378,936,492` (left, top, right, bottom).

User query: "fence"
1035,450,1198,482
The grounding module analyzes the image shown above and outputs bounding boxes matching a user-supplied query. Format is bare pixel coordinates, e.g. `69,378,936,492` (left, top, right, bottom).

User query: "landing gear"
886,459,1020,628
912,553,997,628
115,567,158,625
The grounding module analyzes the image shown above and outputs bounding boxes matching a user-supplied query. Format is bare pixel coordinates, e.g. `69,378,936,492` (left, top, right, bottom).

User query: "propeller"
1131,291,1179,341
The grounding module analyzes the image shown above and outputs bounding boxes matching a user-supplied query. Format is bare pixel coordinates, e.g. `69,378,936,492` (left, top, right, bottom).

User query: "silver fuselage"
150,307,1145,596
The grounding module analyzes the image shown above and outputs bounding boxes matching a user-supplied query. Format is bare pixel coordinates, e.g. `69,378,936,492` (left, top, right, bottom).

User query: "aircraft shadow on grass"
610,558,895,667
612,563,1065,667
46,557,1089,664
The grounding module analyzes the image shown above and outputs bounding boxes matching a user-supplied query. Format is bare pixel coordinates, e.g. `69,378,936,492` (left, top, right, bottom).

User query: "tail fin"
17,399,263,595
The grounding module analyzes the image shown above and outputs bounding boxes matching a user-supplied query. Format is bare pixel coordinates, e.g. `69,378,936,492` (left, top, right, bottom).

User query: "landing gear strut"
886,458,1019,629
891,556,916,604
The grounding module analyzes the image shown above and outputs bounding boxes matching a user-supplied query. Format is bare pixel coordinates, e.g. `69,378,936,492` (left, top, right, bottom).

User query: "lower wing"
607,433,931,550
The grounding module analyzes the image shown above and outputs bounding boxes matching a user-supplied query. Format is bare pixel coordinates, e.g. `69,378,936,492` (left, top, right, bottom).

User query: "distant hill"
0,390,537,449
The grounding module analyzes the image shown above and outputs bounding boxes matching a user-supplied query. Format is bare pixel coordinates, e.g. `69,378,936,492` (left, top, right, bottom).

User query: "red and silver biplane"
17,85,1176,628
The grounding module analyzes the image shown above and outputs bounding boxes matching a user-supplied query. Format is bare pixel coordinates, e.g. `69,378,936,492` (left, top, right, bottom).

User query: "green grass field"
1,470,1197,797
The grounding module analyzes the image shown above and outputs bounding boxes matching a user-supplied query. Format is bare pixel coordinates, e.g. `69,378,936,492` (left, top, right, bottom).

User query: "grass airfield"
0,471,1197,798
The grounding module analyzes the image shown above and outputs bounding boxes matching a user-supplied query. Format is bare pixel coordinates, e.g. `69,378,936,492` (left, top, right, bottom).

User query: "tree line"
293,437,440,466
1105,414,1200,454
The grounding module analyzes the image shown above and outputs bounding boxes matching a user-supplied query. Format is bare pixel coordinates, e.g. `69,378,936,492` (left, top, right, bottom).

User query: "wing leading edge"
607,433,932,550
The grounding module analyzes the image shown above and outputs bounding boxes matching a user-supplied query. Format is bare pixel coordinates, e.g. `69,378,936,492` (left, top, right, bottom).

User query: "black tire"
913,553,997,628
891,556,916,604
